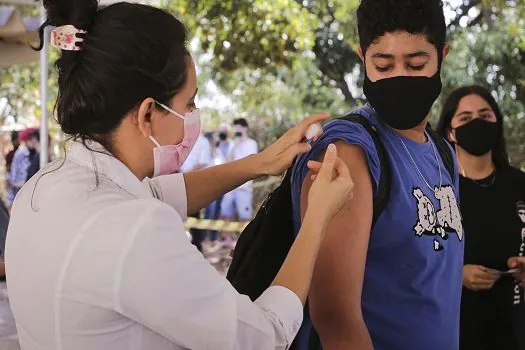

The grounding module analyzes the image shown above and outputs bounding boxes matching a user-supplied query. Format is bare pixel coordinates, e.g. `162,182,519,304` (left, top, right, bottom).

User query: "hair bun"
43,0,98,30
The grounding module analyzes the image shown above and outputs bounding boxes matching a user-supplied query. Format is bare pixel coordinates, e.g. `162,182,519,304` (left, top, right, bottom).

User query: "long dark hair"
38,0,190,152
436,85,509,169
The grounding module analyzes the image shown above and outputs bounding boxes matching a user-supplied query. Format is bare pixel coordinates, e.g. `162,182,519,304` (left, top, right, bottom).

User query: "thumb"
508,257,520,269
319,144,337,180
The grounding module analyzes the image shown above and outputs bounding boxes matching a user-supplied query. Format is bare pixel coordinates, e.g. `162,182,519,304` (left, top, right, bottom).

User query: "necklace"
471,174,496,188
392,130,443,194
458,161,497,188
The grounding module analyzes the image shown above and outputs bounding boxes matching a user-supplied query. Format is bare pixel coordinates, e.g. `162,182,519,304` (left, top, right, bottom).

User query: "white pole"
39,5,49,167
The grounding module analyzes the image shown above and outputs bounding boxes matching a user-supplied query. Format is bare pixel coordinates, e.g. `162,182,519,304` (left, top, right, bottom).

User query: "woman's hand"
508,257,525,287
463,264,500,291
256,113,330,176
304,144,354,228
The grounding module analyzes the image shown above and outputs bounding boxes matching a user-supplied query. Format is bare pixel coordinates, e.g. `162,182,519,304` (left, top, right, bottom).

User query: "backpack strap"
426,126,456,186
339,114,392,227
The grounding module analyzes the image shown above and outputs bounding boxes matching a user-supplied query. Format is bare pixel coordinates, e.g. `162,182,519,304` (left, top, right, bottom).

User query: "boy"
292,1,464,349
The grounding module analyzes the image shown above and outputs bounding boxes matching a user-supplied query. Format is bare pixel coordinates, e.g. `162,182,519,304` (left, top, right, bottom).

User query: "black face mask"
28,147,37,156
235,131,243,138
219,132,227,141
454,118,499,156
363,72,442,130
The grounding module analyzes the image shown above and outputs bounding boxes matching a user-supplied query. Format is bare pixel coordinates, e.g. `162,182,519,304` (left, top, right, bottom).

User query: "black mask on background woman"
453,119,499,156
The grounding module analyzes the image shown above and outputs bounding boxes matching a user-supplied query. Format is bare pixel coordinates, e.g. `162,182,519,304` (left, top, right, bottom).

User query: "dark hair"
436,85,510,169
357,0,446,57
233,118,249,128
28,130,41,142
10,131,19,143
39,0,190,151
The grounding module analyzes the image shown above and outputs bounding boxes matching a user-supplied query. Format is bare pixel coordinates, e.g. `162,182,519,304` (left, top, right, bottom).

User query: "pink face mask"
149,102,201,177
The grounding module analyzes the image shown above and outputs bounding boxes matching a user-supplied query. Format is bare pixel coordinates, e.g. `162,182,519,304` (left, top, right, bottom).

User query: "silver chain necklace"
392,130,443,194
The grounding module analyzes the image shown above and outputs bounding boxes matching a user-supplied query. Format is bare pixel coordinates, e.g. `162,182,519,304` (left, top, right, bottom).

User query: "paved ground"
0,236,235,350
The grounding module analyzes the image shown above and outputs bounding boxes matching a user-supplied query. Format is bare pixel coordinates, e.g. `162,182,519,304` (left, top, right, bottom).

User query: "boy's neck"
394,121,428,144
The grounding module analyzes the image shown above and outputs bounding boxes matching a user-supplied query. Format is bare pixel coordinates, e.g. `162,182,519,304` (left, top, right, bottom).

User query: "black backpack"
226,113,455,349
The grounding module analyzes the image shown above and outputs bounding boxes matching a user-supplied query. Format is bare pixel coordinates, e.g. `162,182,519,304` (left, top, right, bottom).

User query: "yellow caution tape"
184,217,249,232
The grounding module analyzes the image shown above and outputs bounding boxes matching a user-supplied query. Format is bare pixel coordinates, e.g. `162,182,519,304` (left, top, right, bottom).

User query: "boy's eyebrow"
372,53,395,59
371,51,430,59
404,51,430,58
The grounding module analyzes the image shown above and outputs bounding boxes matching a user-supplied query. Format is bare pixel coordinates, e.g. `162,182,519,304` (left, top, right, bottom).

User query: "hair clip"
50,25,87,51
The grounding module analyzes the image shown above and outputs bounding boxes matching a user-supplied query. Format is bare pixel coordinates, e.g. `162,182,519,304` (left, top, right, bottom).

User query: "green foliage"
0,0,523,166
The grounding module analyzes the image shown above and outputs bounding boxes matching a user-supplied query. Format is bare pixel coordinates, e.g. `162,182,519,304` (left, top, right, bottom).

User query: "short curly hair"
357,0,446,55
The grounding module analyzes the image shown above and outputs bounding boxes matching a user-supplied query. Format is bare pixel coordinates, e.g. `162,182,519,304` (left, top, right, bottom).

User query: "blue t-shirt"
291,105,464,350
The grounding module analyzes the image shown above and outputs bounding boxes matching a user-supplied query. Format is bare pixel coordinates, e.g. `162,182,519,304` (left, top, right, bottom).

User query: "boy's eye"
376,66,391,72
408,64,425,71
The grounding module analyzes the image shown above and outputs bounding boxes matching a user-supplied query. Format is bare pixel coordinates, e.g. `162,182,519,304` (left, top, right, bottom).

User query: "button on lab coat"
5,141,302,350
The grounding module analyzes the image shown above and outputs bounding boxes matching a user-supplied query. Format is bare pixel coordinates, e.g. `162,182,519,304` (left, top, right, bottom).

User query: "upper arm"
300,141,373,336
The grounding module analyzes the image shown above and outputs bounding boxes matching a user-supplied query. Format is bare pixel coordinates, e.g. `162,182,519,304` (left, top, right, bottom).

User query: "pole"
39,5,49,168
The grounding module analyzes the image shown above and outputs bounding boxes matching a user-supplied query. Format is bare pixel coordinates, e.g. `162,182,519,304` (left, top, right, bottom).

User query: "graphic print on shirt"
515,201,525,305
517,201,525,224
413,185,463,252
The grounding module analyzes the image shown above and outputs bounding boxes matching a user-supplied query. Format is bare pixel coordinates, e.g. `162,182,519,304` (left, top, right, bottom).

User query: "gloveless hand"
508,257,525,288
304,144,354,227
463,264,500,291
255,113,330,176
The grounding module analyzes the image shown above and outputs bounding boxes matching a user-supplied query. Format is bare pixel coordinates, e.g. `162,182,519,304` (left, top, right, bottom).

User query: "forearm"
183,155,262,214
272,210,327,305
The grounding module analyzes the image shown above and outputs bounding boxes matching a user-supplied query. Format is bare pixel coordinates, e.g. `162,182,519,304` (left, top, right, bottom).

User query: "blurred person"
0,197,8,281
220,118,259,247
436,85,525,350
26,129,41,181
217,123,233,164
180,132,213,252
7,128,35,207
5,130,20,174
291,1,465,349
5,2,349,349
5,130,19,202
203,132,223,248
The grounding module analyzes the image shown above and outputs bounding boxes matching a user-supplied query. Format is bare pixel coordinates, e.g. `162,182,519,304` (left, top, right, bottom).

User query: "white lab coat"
5,141,302,350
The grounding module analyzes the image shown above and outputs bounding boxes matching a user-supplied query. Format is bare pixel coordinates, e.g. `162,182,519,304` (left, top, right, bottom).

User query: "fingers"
288,143,313,158
508,257,525,270
318,144,337,181
474,268,500,282
476,273,500,283
307,160,322,172
333,152,351,182
292,113,330,140
507,258,525,286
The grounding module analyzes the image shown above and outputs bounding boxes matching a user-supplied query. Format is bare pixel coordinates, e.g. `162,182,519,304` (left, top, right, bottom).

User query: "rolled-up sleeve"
116,203,303,350
143,174,188,220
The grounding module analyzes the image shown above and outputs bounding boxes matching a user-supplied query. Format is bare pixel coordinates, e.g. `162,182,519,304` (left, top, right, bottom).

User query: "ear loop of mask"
148,101,185,147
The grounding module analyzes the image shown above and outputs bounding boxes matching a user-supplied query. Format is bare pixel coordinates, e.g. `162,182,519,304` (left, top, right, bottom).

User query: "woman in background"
437,85,525,350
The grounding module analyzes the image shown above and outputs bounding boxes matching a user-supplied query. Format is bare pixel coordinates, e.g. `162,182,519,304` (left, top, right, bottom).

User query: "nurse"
5,1,353,350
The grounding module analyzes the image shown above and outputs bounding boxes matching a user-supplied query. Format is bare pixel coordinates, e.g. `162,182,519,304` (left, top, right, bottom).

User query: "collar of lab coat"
68,140,152,199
